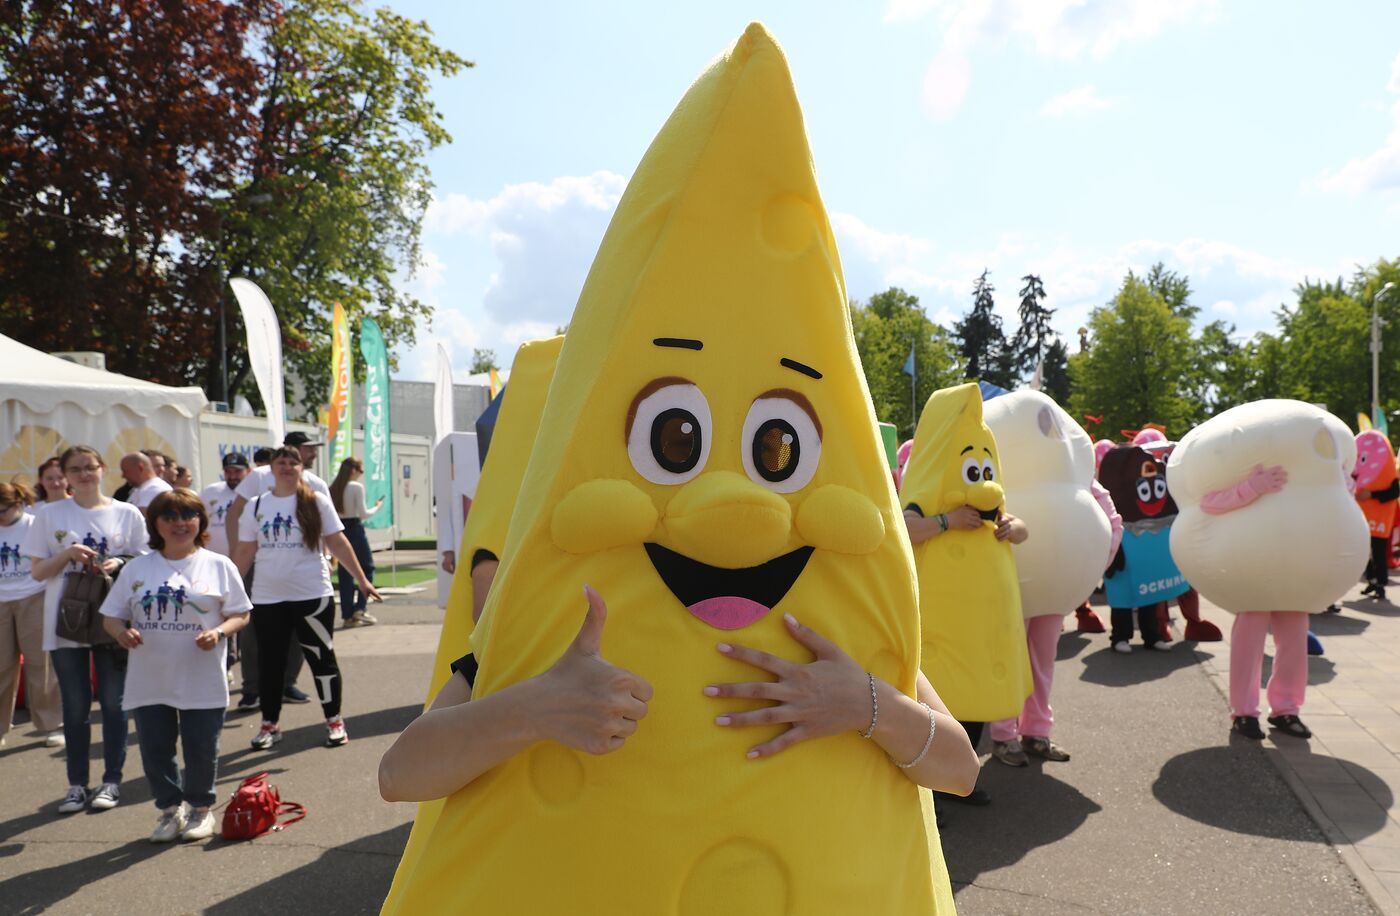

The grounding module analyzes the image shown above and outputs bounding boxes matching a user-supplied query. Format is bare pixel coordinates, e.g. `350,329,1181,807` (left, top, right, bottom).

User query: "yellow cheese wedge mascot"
388,334,563,900
900,384,1033,723
383,23,959,915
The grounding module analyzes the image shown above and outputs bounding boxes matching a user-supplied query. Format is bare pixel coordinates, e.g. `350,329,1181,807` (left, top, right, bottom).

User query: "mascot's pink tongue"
688,597,771,630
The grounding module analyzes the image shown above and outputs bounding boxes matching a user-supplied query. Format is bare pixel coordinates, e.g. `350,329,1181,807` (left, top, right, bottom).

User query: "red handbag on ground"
222,772,306,840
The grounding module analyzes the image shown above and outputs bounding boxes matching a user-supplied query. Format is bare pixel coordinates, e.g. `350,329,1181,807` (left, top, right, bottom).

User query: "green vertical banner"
359,317,393,529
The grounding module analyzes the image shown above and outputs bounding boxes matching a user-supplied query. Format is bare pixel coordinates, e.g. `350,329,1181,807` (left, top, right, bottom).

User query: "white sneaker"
326,716,349,747
57,785,89,813
90,783,120,810
45,729,66,748
180,807,216,841
150,805,186,843
251,721,282,750
352,610,378,626
1150,640,1173,652
1112,641,1132,654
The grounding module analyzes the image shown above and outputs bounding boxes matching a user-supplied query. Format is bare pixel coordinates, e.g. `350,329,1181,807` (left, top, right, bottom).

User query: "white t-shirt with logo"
21,499,150,651
98,549,251,710
0,512,46,602
237,491,344,603
200,482,240,556
234,466,331,502
129,476,173,510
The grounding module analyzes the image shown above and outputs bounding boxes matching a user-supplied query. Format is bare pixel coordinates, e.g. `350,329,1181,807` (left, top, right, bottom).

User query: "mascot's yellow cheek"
795,485,885,555
550,479,659,555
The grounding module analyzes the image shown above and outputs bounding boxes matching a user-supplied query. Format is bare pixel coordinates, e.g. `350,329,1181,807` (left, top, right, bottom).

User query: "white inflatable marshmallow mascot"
985,390,1112,618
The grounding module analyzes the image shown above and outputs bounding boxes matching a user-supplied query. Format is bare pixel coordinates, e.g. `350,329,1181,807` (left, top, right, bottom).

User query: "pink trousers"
1229,611,1309,718
991,615,1062,742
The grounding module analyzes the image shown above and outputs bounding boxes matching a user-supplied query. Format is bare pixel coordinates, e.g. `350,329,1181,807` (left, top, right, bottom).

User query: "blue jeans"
132,705,224,810
337,518,375,619
50,646,128,788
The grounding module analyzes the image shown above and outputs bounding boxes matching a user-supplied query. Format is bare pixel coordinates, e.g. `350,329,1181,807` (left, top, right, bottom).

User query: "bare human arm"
378,586,653,802
232,541,256,578
903,506,983,545
31,543,97,581
471,558,500,624
323,531,383,603
225,495,248,554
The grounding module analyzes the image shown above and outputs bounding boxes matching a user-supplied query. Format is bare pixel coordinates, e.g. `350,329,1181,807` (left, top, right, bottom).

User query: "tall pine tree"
1010,274,1056,376
954,269,1016,388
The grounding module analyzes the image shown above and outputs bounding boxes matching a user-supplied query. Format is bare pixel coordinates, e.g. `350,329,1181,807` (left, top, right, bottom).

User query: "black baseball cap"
283,431,324,448
221,452,250,469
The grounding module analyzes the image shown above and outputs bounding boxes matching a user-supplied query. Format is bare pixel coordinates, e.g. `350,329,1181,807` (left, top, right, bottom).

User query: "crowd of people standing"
0,433,381,844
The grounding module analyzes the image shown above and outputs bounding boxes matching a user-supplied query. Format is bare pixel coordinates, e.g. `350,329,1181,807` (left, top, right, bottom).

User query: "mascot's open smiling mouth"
644,543,814,630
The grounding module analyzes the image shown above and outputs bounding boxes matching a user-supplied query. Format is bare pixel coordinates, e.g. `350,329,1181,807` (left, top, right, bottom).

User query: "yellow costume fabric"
384,22,954,916
900,383,1032,722
384,336,564,909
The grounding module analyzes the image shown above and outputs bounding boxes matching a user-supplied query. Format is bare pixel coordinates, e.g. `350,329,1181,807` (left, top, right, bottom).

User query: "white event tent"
0,332,207,491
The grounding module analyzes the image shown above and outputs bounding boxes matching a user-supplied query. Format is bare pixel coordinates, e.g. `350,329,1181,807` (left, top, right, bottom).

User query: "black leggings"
252,597,342,723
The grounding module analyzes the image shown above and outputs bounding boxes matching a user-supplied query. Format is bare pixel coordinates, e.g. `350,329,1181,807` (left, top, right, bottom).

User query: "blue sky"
383,1,1400,381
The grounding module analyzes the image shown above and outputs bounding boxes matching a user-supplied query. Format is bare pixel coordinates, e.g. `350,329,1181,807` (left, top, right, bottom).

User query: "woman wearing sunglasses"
99,489,250,842
22,446,149,815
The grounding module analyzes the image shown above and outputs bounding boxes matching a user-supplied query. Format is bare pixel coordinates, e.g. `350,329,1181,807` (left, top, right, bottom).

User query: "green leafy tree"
954,270,1016,388
850,288,960,438
218,0,471,410
469,348,498,374
1069,273,1194,436
1185,320,1254,422
1145,262,1198,320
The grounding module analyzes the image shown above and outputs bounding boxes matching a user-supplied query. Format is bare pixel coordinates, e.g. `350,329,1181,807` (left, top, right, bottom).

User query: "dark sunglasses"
158,509,201,522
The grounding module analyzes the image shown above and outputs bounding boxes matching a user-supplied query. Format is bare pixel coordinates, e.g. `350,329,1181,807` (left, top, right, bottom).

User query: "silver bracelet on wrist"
893,702,936,769
860,673,878,739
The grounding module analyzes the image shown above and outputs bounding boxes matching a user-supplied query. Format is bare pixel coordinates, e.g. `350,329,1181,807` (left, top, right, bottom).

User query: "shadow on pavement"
1309,613,1372,637
204,822,410,916
944,763,1102,890
1056,632,1093,661
215,704,419,781
1153,745,1393,842
1255,653,1338,687
1340,598,1400,618
1077,643,1201,686
0,837,170,914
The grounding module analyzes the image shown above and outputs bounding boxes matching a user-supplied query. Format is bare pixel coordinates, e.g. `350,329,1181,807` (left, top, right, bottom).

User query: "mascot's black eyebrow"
780,358,822,380
653,337,703,350
959,445,993,456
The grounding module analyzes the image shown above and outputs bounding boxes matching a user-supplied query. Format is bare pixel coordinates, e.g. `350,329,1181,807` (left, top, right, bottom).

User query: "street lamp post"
1377,282,1397,425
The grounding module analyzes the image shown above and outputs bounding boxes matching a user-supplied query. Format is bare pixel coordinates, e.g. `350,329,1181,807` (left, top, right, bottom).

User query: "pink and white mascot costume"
1168,401,1367,740
986,391,1113,758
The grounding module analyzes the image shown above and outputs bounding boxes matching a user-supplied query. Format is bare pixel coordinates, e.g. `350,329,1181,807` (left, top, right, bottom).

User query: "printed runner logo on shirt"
0,541,25,577
127,577,211,632
53,529,111,562
254,510,305,549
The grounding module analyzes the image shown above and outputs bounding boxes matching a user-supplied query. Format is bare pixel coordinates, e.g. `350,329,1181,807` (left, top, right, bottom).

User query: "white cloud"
896,0,1216,120
1041,85,1115,118
1320,97,1400,195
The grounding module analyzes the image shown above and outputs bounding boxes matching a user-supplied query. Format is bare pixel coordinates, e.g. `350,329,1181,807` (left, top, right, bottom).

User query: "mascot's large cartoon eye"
1153,478,1168,499
962,457,982,484
981,459,996,482
741,397,821,493
627,384,711,485
1136,479,1153,502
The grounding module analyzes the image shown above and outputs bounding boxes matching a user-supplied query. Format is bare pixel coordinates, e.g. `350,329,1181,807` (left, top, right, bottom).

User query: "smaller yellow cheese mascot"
900,383,1032,723
383,335,564,910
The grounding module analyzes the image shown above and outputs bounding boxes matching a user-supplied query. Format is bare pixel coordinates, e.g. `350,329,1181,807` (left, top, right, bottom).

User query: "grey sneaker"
150,805,186,843
1022,735,1071,762
251,721,282,750
991,739,1029,767
57,785,89,813
90,783,120,810
1112,641,1131,654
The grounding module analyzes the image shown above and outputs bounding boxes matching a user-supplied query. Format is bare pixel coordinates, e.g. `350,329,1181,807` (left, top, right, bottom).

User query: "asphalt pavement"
0,553,1392,915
